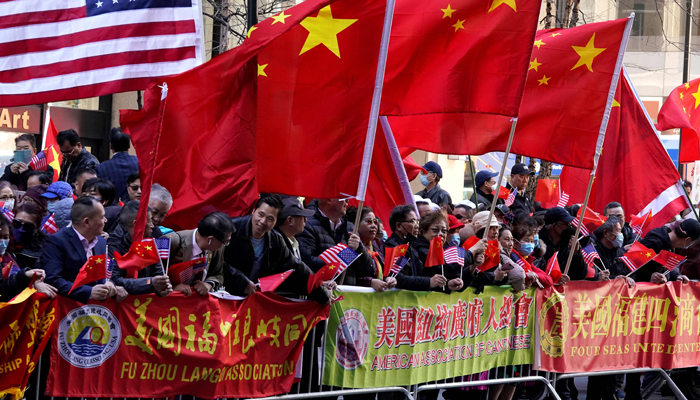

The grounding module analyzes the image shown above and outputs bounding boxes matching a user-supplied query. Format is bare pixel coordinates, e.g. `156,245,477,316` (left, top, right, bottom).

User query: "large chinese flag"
121,0,350,238
560,73,688,234
655,77,700,163
534,179,560,208
381,0,540,117
388,17,632,170
255,0,386,198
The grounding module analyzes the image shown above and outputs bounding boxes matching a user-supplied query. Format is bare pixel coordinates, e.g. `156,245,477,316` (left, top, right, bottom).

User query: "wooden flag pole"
483,118,518,240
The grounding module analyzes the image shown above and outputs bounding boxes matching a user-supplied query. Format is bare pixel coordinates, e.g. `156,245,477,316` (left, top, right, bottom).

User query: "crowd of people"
0,128,698,400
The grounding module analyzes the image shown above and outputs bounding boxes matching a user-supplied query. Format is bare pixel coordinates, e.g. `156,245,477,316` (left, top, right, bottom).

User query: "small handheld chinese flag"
629,211,653,237
462,236,480,251
497,186,511,200
545,252,562,283
534,179,560,208
114,238,161,278
620,241,657,272
425,236,444,268
69,254,107,294
307,263,339,294
574,206,606,235
652,250,686,272
384,245,408,277
258,269,294,292
475,240,501,273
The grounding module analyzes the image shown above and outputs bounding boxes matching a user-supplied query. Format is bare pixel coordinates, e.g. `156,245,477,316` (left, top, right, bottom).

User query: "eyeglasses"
215,236,230,246
12,219,35,230
430,228,448,234
151,210,169,220
454,214,467,221
60,147,76,157
400,219,419,225
129,185,141,191
0,195,15,201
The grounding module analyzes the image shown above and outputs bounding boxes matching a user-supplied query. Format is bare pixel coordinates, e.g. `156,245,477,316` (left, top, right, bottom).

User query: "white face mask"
3,199,14,211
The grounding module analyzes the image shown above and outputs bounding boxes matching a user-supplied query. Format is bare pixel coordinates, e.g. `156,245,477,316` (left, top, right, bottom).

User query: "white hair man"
149,183,173,238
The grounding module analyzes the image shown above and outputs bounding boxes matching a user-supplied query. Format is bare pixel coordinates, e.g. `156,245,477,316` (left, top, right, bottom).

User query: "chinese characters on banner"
0,289,56,399
536,280,700,372
323,287,536,388
47,292,328,399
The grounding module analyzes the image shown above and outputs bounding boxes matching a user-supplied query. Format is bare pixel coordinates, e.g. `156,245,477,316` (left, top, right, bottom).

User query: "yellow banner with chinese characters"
0,289,56,400
536,280,700,372
47,292,328,399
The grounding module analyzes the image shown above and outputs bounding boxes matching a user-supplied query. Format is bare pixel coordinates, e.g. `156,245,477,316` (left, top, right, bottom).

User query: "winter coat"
58,148,99,184
633,227,680,282
53,197,74,230
108,223,165,295
416,184,452,207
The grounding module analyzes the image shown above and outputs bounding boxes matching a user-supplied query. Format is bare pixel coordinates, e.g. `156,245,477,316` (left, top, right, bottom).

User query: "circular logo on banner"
335,308,369,370
58,305,121,368
539,292,569,358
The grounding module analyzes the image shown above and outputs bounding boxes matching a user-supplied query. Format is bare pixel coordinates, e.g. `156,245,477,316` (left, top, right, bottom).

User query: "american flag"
390,256,409,275
571,216,589,236
581,244,600,267
619,254,639,272
0,0,204,107
444,246,466,267
28,150,48,171
154,237,171,259
319,243,359,276
106,258,115,279
653,250,685,272
179,257,208,284
505,188,517,207
42,214,59,235
0,207,14,223
557,191,570,208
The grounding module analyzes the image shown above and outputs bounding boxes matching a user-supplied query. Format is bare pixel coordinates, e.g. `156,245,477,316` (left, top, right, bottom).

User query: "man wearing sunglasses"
165,211,241,297
56,129,99,185
42,196,116,303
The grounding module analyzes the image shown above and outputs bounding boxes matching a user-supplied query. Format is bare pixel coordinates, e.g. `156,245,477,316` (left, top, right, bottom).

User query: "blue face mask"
381,230,388,241
451,234,461,246
611,232,624,248
47,201,57,214
533,234,539,247
520,242,535,256
0,239,8,255
419,174,430,187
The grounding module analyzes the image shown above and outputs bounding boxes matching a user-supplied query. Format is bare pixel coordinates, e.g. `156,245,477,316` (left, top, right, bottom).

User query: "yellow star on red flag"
571,33,606,72
299,5,357,58
488,0,516,12
452,19,465,31
441,4,456,18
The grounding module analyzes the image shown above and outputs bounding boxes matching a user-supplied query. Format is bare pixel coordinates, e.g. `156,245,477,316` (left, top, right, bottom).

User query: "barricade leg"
556,368,688,400
416,376,561,400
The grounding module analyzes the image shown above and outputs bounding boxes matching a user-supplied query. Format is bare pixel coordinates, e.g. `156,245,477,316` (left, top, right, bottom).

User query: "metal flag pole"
564,14,634,275
352,0,396,234
483,118,518,239
380,116,418,215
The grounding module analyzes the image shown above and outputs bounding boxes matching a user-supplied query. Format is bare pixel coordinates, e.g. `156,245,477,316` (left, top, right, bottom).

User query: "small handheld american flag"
42,214,59,235
581,244,600,267
653,250,685,272
106,258,115,280
180,258,208,285
154,237,171,259
444,246,466,268
28,150,48,171
572,217,590,236
505,188,517,207
557,191,570,208
0,207,14,223
319,244,359,277
390,256,409,276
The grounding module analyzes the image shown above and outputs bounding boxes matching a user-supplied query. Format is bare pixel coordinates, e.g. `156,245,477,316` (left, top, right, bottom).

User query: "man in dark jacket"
275,196,315,260
56,129,99,185
631,219,698,283
108,201,172,296
415,161,452,207
96,128,139,203
225,195,330,304
469,170,502,210
1,134,55,191
603,201,635,247
505,163,535,217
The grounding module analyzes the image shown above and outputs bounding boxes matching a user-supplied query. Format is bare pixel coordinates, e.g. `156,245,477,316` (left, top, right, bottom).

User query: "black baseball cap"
545,207,575,225
280,197,315,219
511,163,535,176
679,219,700,240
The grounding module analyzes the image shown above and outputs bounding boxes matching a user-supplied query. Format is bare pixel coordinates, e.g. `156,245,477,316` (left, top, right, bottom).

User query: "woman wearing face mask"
411,211,465,292
0,181,16,212
510,224,553,289
39,181,74,230
0,216,57,300
347,207,396,292
447,214,464,247
10,202,47,270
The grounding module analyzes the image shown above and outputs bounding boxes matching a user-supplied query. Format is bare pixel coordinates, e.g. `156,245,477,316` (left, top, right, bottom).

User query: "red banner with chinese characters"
536,280,700,372
48,292,328,399
0,289,56,399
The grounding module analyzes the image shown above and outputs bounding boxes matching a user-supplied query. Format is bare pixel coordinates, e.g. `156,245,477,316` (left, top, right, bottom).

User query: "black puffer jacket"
633,227,680,282
296,202,374,286
469,188,503,211
538,226,595,281
385,235,431,291
58,148,99,184
416,185,452,207
227,215,330,304
588,235,627,278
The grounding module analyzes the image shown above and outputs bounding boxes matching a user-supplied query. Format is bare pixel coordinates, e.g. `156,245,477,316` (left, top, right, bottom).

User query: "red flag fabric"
475,239,501,273
497,186,511,200
655,77,700,163
629,211,653,237
575,206,606,235
620,241,657,272
545,251,562,283
113,239,161,279
560,73,688,233
652,250,686,272
167,257,208,286
258,269,294,292
388,18,632,170
384,244,409,277
68,254,107,294
425,236,445,268
534,179,560,208
586,264,596,278
121,0,344,239
307,263,339,293
255,0,386,199
462,236,481,251
380,0,540,117
41,114,62,182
